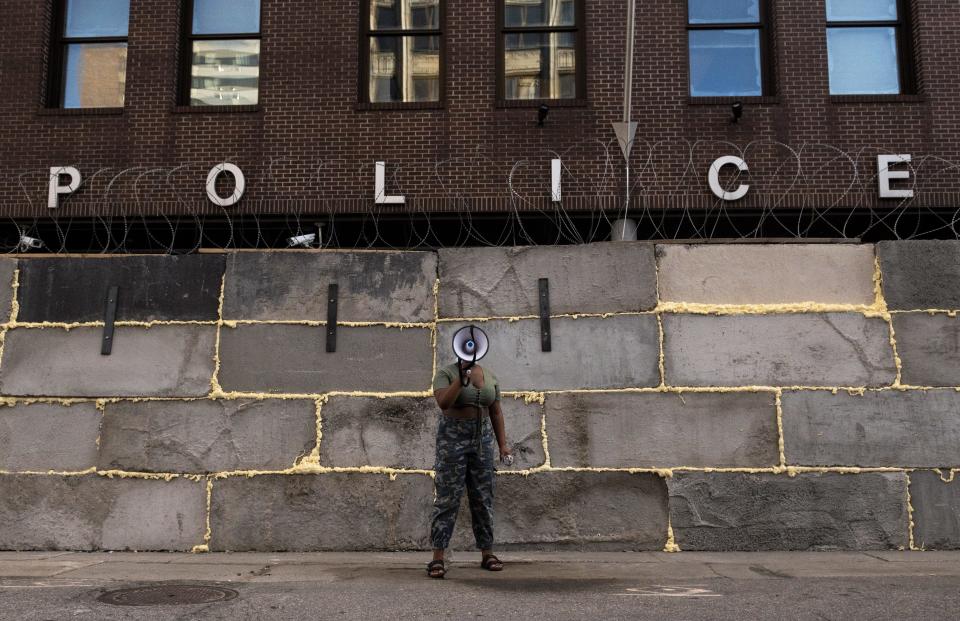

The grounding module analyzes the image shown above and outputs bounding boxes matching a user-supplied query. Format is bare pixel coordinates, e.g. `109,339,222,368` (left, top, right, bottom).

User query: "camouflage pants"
430,415,496,550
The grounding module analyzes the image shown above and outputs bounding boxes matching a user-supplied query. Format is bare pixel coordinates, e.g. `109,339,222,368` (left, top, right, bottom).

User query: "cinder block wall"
0,242,958,552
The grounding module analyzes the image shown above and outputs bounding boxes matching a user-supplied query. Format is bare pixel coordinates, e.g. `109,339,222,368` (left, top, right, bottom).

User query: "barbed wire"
1,139,958,253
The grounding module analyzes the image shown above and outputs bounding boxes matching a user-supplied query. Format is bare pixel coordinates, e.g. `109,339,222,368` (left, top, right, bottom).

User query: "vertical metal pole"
623,0,636,216
623,0,635,126
611,0,640,239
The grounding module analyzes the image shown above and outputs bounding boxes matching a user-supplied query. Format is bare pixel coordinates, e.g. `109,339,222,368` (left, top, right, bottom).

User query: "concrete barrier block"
657,244,876,305
782,390,960,467
878,241,960,310
0,326,217,397
437,316,660,391
450,472,668,550
98,399,316,473
910,472,960,550
668,472,909,551
891,314,960,387
320,396,544,470
222,251,437,322
218,325,433,394
0,475,206,551
209,474,433,551
545,392,778,468
0,403,101,472
663,314,896,387
17,255,224,322
438,243,657,318
0,259,16,321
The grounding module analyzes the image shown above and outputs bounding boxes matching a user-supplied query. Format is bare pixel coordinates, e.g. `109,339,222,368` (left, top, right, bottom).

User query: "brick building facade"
0,1,958,233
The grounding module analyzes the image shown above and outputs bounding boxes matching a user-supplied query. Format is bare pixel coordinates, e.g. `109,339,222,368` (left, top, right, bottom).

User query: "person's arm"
434,367,464,410
489,393,511,461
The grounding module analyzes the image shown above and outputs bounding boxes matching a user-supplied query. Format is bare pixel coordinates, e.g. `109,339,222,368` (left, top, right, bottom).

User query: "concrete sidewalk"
1,551,959,620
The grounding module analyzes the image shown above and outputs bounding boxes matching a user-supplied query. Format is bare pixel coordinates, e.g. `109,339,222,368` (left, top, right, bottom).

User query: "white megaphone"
452,325,489,365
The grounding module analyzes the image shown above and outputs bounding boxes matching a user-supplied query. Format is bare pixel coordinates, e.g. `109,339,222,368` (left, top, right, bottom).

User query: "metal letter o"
206,163,246,207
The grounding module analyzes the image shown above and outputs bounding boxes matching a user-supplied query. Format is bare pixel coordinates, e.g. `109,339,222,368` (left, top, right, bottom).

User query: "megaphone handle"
458,360,471,386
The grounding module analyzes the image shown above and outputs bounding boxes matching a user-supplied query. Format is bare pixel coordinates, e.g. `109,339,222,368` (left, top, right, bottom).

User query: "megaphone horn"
452,325,489,363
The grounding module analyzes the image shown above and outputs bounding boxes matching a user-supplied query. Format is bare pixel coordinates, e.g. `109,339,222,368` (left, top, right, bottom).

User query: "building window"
826,0,912,95
498,0,583,101
49,0,130,108
181,0,261,106
362,0,443,104
687,0,771,98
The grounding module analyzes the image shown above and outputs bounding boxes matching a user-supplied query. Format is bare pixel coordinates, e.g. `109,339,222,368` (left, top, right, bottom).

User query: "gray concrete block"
451,472,668,550
0,326,217,397
320,396,544,470
438,243,657,318
657,244,876,305
98,399,317,473
222,251,437,322
878,241,960,310
668,472,909,551
663,314,897,387
218,325,432,394
0,403,101,472
0,475,206,551
0,259,15,322
782,390,960,467
17,255,224,322
437,316,660,391
545,392,778,468
891,313,960,386
911,471,960,550
209,474,433,551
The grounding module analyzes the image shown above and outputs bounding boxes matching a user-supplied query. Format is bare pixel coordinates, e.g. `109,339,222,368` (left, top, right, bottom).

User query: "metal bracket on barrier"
101,286,118,356
326,283,339,353
539,278,551,352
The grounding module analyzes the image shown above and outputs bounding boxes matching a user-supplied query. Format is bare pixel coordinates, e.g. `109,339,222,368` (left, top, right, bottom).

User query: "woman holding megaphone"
426,325,512,580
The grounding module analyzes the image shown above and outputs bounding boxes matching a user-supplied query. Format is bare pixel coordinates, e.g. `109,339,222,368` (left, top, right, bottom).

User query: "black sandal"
481,554,503,571
427,559,446,579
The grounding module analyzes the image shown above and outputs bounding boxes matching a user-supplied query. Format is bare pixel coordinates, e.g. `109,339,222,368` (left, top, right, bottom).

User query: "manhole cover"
97,585,238,607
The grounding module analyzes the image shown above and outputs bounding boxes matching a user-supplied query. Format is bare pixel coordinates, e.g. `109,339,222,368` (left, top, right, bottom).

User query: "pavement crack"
748,565,792,579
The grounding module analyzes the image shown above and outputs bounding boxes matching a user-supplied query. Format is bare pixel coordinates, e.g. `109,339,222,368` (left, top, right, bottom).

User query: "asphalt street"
1,551,958,620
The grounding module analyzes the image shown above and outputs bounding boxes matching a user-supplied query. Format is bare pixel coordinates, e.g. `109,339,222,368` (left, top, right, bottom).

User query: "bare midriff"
442,404,489,420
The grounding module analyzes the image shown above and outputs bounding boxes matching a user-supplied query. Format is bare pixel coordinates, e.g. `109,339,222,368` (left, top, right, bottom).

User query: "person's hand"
499,446,514,466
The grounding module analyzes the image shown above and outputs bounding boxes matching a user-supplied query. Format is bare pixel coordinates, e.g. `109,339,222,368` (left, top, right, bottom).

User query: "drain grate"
97,585,239,607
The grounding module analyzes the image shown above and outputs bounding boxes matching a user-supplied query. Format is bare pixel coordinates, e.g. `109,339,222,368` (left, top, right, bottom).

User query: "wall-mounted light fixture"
731,101,744,124
538,104,550,127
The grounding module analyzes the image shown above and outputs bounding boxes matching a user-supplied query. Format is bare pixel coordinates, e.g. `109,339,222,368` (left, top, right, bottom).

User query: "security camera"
18,236,43,252
287,233,316,248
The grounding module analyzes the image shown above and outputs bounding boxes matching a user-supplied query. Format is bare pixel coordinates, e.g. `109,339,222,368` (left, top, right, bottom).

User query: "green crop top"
432,363,501,408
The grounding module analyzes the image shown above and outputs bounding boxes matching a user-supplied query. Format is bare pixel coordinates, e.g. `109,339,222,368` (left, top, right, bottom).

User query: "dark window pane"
368,35,440,102
503,0,575,27
413,76,439,100
827,27,899,94
192,0,260,35
64,0,129,37
371,0,440,30
504,31,577,99
688,0,760,24
190,40,260,105
826,0,897,21
689,29,762,96
413,35,440,52
63,42,127,108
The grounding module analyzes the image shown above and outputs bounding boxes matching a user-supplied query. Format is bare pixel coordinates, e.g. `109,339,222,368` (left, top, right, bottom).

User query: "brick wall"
0,241,958,552
2,1,960,216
